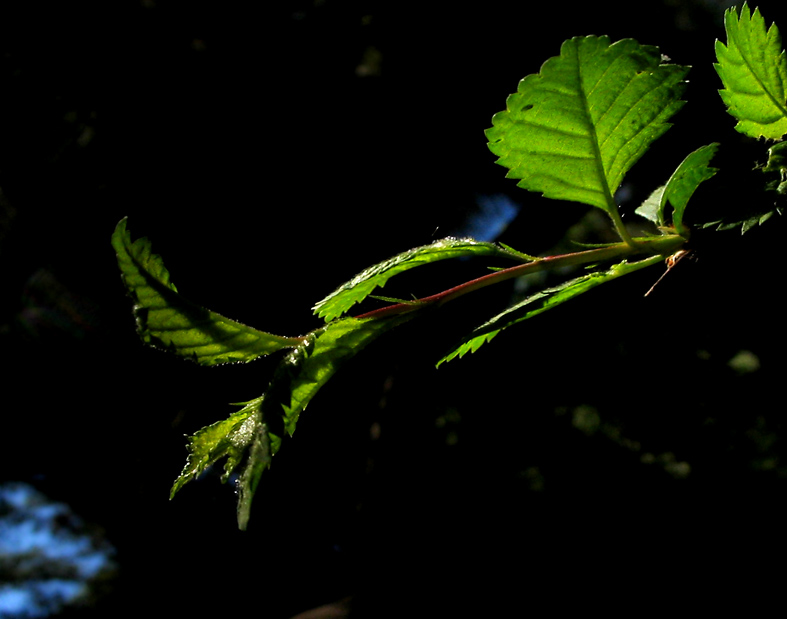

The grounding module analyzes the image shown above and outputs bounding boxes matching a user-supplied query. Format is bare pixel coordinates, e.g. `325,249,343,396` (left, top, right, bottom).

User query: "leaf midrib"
572,43,616,214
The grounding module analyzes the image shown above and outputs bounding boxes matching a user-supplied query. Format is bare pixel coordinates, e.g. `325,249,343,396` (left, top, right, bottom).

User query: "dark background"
2,0,787,616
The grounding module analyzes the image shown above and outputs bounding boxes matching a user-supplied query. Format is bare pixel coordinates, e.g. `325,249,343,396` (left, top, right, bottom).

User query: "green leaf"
701,207,782,234
170,396,278,531
663,144,719,236
112,218,303,365
171,313,415,529
646,143,719,235
763,140,787,173
266,314,416,436
437,255,664,365
169,397,265,494
635,144,719,233
634,185,665,226
313,237,527,322
715,3,787,139
486,36,688,213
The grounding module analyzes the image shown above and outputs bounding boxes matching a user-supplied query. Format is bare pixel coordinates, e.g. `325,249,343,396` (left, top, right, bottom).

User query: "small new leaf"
701,206,782,234
715,3,787,139
486,36,688,214
645,143,720,235
763,140,787,173
170,397,265,498
170,397,278,531
112,218,303,365
635,144,719,234
664,144,719,236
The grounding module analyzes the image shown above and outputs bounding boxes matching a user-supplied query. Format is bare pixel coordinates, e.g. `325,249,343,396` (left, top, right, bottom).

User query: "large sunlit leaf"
313,237,528,322
715,3,787,139
486,36,688,213
112,218,303,365
437,255,664,365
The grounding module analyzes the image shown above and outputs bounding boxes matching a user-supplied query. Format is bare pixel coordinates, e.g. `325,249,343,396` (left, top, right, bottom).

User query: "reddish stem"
353,235,684,321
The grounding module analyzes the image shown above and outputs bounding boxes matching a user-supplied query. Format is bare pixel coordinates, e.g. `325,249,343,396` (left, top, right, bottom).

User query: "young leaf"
170,397,267,495
635,144,719,235
763,140,787,174
486,36,688,215
112,218,303,365
313,237,527,322
437,255,664,365
700,206,782,234
634,185,665,227
715,3,787,139
170,396,280,531
663,143,719,236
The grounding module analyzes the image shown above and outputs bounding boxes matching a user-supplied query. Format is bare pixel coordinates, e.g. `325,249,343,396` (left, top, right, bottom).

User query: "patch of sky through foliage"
452,194,520,241
0,482,116,617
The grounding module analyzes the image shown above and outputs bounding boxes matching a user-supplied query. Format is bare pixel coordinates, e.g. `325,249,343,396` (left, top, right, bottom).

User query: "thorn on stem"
644,249,692,297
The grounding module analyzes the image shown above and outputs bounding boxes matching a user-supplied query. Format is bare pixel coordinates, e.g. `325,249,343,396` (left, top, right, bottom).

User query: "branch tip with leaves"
113,5,787,528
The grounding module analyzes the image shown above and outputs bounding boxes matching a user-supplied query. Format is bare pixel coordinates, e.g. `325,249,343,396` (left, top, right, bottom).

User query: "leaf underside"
486,36,688,213
715,3,787,139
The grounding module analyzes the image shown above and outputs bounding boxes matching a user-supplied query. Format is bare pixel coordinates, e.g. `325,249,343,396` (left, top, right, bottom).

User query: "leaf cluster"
112,3,787,528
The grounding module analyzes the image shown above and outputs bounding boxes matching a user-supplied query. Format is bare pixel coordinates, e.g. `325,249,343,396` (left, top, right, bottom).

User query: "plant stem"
353,234,684,320
607,207,638,248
